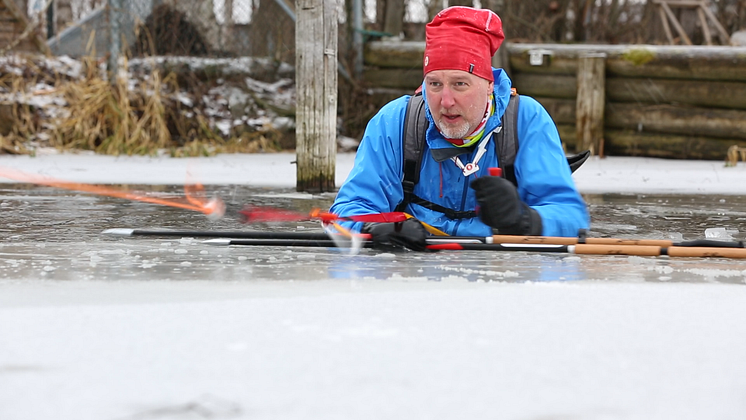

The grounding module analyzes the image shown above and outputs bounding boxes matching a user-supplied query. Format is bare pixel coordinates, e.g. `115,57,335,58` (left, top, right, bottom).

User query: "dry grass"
50,58,174,155
0,55,288,157
0,73,36,154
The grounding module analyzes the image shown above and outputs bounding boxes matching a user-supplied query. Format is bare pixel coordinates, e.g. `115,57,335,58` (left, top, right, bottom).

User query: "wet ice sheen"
1,185,745,284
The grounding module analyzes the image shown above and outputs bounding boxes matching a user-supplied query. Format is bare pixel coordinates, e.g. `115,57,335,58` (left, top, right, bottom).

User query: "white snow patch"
437,264,520,278
684,268,746,279
705,227,739,240
386,273,429,282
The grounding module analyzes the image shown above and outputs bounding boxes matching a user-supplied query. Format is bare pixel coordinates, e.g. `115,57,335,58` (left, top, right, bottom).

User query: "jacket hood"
421,68,512,161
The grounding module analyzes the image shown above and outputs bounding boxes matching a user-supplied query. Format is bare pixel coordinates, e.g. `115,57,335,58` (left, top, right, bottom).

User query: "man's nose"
440,86,456,108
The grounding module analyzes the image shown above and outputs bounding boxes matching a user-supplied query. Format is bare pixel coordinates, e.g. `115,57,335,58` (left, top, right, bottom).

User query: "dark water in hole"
1,184,745,284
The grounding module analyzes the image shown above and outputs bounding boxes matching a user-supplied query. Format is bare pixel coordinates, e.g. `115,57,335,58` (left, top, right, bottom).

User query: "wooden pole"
576,53,606,156
223,0,234,50
699,4,731,45
46,0,55,39
660,2,693,45
696,6,712,45
108,0,121,82
383,0,404,38
427,242,746,258
352,0,363,78
427,0,442,21
658,6,675,44
295,0,337,193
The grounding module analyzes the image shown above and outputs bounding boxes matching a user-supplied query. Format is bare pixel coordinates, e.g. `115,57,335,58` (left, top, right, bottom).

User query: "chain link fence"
7,1,745,65
32,0,459,61
34,0,281,59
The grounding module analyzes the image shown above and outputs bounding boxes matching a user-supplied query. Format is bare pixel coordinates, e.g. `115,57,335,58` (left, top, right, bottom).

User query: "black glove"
470,176,542,235
361,218,429,251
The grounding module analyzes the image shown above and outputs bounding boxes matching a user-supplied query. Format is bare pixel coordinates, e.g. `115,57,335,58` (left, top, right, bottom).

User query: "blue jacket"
331,68,589,237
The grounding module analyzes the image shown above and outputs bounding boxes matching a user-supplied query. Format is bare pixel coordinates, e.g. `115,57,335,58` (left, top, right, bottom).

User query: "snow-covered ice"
2,279,746,420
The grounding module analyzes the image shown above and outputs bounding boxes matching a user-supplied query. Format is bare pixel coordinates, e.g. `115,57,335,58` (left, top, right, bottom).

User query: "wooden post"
660,2,693,45
695,7,711,45
108,0,121,82
295,0,337,193
383,0,404,37
576,53,606,156
427,0,442,21
652,0,730,45
56,0,72,37
699,4,731,45
658,5,675,44
224,0,233,47
351,0,363,78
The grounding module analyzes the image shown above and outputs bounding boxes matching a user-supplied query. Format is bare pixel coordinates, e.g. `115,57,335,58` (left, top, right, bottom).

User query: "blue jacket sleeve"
329,96,410,230
514,96,590,237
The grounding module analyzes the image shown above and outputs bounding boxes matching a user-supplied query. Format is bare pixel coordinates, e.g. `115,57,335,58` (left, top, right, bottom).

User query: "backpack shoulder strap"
567,150,591,172
497,94,590,184
495,94,520,187
396,93,427,213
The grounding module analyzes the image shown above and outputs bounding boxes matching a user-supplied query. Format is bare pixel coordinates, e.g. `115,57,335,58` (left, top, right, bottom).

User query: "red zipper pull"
488,167,502,177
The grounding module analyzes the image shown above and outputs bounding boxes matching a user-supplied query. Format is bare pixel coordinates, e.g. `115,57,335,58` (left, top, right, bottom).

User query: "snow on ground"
3,279,746,420
1,150,746,194
2,152,746,420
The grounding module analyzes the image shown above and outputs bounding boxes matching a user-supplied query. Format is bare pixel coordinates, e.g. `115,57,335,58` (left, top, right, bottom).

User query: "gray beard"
436,119,471,140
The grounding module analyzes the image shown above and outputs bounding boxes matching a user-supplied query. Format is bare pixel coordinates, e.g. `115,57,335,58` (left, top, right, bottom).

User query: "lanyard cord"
450,126,502,177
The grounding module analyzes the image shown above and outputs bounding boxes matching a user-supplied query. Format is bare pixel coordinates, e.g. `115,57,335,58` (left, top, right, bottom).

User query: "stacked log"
363,41,746,160
508,43,746,159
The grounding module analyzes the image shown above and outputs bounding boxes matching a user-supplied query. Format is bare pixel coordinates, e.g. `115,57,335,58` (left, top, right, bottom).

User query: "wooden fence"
364,41,746,160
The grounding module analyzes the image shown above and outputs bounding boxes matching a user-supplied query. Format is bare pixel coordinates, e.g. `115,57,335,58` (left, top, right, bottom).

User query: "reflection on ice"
1,185,746,284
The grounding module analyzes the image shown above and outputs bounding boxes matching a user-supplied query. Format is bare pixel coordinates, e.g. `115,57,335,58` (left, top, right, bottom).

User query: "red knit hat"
424,7,505,82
